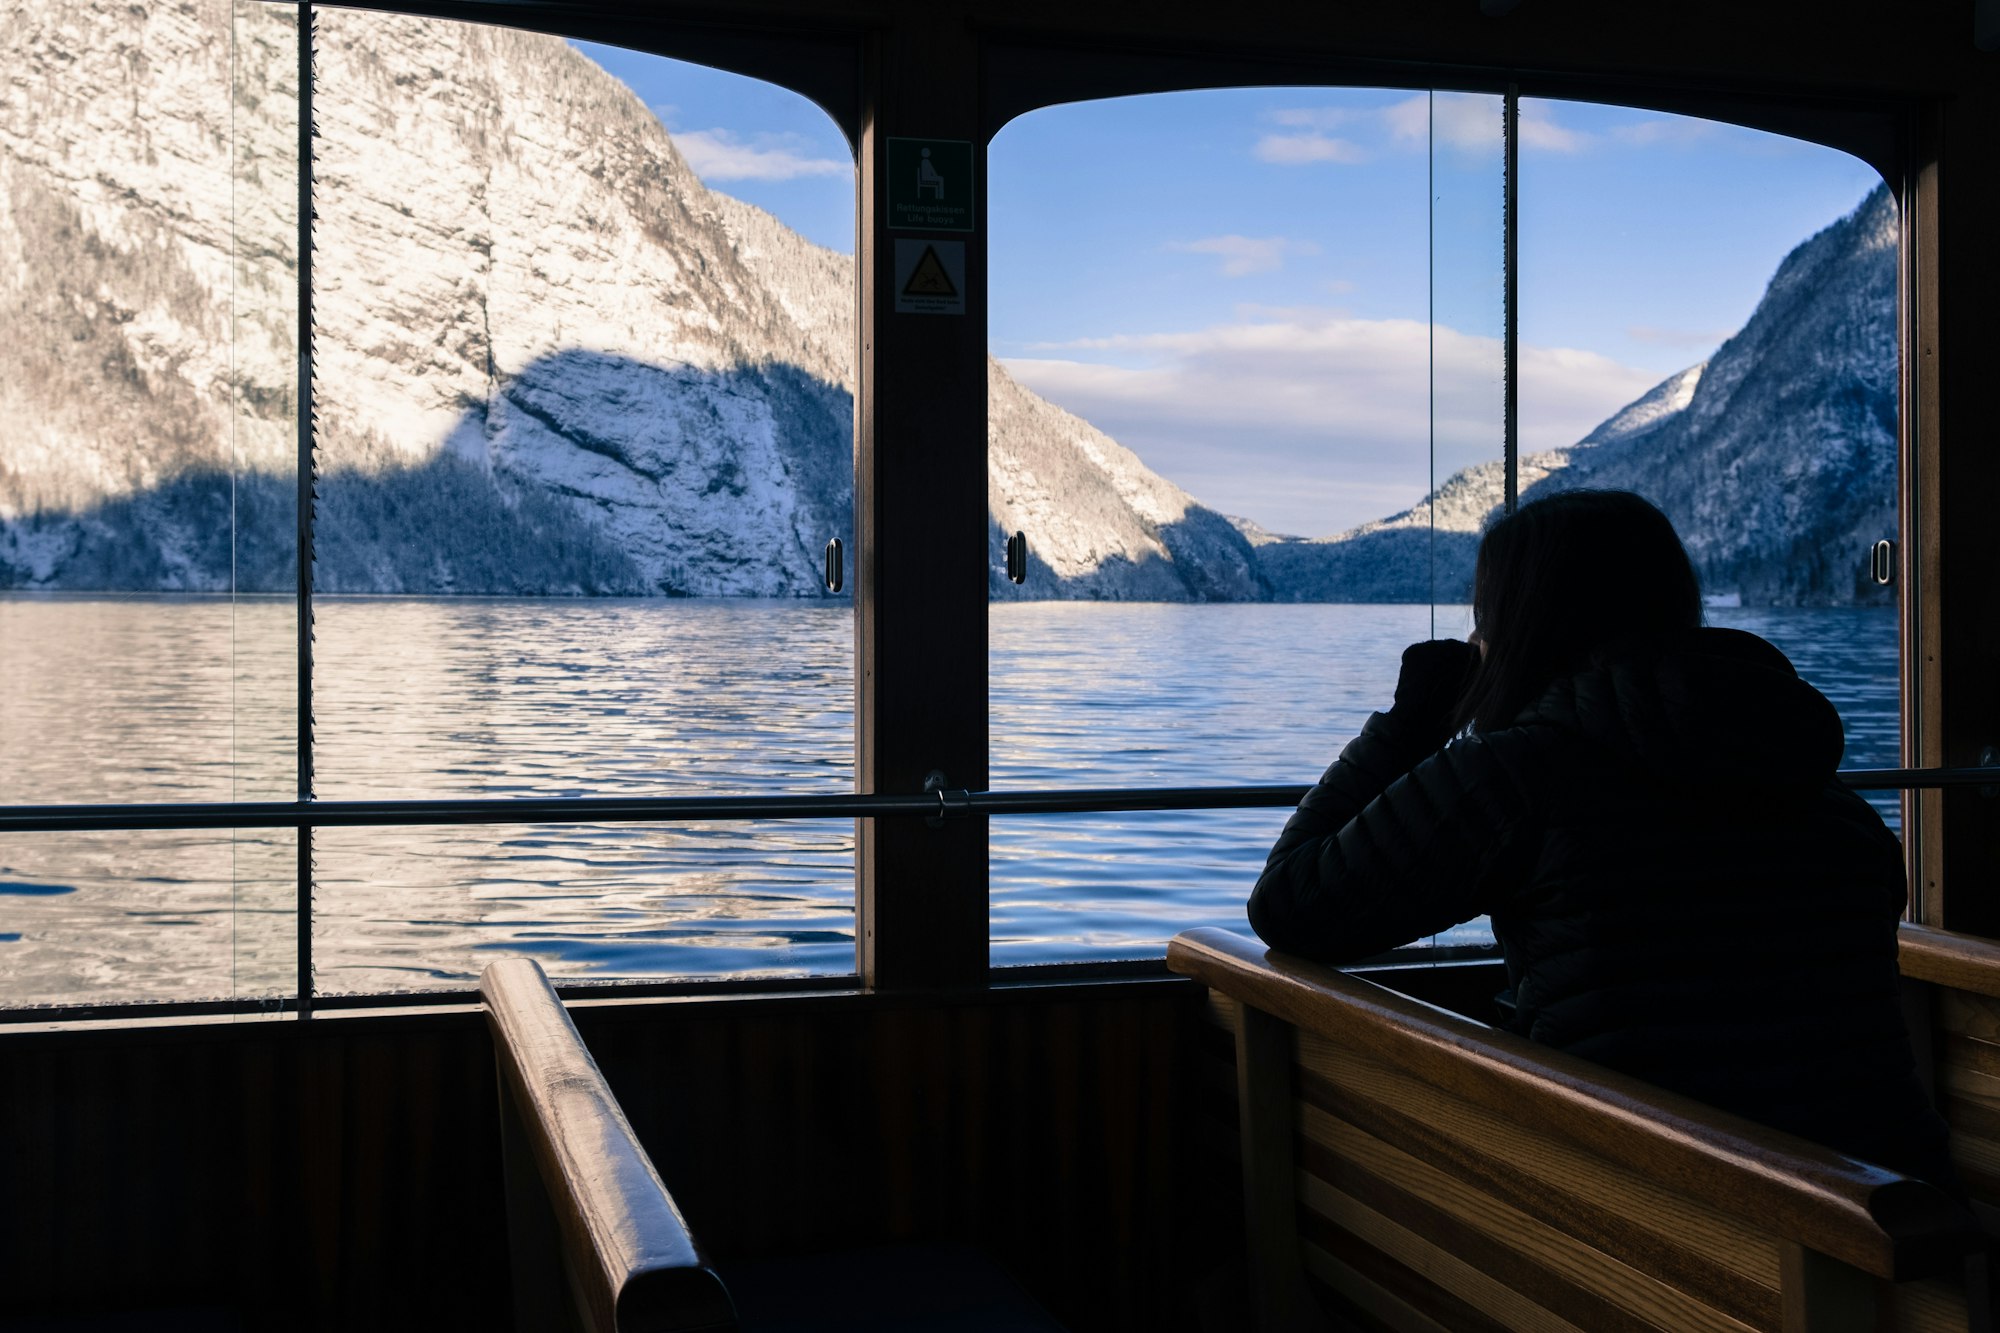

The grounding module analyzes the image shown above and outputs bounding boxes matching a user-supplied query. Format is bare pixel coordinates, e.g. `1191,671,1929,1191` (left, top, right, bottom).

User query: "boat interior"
6,0,2000,1330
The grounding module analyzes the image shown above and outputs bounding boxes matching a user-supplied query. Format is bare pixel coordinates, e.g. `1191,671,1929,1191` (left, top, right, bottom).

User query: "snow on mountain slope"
1262,186,1897,606
2,1,1246,599
0,1,1900,606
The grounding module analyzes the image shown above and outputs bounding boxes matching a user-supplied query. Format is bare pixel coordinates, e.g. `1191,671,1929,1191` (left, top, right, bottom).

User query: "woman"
1248,489,1953,1185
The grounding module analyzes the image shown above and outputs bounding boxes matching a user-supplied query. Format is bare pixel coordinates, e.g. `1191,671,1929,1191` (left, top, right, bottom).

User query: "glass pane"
313,820,852,991
1515,100,1898,824
0,831,294,1010
1427,90,1505,617
0,0,298,1007
988,88,1447,964
231,0,303,1004
307,14,858,989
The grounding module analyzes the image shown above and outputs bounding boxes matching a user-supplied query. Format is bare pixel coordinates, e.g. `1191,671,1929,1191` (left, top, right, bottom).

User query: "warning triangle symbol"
903,245,958,298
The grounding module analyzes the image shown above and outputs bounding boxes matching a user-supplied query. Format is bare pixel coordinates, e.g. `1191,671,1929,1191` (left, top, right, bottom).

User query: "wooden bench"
1168,927,1990,1333
479,957,1067,1333
1900,925,2000,1224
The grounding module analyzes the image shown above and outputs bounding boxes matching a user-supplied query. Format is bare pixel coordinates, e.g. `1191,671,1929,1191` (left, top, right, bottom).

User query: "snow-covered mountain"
0,1,1898,605
1263,188,1898,606
0,2,1254,600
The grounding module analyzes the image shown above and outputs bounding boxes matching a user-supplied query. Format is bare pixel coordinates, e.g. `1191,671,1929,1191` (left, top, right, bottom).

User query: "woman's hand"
1388,638,1480,748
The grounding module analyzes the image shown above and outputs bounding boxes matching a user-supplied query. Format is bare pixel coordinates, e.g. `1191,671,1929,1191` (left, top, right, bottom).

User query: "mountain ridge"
0,3,1897,606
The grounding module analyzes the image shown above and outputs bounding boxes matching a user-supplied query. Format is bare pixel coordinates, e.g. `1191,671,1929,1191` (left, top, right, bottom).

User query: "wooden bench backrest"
1168,927,1985,1333
1902,925,2000,1216
481,957,738,1333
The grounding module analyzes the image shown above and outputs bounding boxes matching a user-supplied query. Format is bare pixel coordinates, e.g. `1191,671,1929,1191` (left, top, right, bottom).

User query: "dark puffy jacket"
1248,627,1953,1186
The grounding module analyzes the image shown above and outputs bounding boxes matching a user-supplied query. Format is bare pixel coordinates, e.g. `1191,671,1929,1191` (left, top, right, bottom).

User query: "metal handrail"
0,767,1991,834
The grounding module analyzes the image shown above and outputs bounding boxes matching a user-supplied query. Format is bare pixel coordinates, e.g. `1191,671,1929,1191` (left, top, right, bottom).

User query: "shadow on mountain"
985,504,1269,602
0,451,648,595
1250,528,1479,605
1,350,857,597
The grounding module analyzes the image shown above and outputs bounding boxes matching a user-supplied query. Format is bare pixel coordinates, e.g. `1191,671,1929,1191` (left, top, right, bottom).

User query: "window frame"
0,0,1942,1021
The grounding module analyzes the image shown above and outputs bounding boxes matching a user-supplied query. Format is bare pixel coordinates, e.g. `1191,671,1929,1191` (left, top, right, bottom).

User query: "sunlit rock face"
0,0,294,586
0,2,1240,599
987,360,1264,600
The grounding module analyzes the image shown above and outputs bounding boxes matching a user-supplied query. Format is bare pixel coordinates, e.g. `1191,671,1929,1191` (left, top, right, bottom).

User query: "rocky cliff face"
1543,187,1899,605
0,2,1899,605
1268,189,1898,606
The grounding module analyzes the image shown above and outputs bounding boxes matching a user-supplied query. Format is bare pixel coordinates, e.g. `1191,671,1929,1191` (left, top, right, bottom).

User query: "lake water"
0,597,1901,1008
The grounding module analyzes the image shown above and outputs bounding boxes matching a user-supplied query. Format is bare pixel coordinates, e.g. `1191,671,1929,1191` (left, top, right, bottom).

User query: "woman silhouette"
1249,489,1954,1185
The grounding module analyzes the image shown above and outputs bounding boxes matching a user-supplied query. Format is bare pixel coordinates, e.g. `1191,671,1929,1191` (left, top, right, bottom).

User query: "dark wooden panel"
0,1014,511,1332
0,979,1223,1332
853,6,992,990
573,981,1218,1332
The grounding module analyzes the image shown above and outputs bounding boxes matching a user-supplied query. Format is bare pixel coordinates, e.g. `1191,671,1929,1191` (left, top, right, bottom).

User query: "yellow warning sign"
903,245,958,298
892,239,965,315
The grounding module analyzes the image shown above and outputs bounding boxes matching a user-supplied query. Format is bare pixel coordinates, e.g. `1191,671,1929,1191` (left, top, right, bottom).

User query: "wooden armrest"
1901,922,2000,997
480,958,736,1333
1167,927,1982,1282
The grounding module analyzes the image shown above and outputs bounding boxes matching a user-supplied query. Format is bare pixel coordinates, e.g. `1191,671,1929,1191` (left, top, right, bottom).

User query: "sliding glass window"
985,88,1503,964
986,88,1901,965
0,0,300,1009
0,0,859,1010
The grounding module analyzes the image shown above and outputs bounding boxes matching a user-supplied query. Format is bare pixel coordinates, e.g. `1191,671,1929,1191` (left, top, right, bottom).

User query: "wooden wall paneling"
0,980,1221,1332
1902,106,1944,924
1933,77,2000,939
570,981,1221,1333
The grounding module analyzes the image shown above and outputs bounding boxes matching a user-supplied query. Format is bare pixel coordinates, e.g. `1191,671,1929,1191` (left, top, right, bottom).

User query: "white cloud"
1263,94,1615,169
1627,323,1733,349
1164,235,1321,277
1610,116,1716,148
1269,106,1367,131
1518,104,1591,152
672,129,850,182
1385,93,1588,155
1254,133,1369,165
1001,310,1661,537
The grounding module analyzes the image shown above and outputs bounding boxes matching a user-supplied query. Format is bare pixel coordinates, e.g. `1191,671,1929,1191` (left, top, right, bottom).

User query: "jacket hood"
1511,627,1846,787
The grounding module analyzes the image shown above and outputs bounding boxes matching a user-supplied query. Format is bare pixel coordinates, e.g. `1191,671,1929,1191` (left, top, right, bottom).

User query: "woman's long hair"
1453,490,1702,733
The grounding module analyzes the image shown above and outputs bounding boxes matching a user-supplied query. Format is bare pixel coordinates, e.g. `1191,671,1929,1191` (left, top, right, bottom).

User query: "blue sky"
578,43,1886,538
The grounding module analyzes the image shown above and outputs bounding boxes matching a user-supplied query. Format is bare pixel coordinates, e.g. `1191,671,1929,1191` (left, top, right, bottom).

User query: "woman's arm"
1248,649,1538,962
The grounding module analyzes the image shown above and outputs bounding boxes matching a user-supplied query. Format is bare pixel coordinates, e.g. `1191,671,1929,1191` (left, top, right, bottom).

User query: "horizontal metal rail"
0,768,1991,834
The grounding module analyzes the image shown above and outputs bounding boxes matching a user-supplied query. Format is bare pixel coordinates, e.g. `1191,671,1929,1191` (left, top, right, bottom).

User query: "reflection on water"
0,596,1901,1004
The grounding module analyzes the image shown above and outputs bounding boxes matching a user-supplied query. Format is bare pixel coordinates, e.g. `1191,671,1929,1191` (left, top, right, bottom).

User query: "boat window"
307,12,857,992
987,89,1899,967
0,1,860,1009
0,0,301,1008
987,88,1502,964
